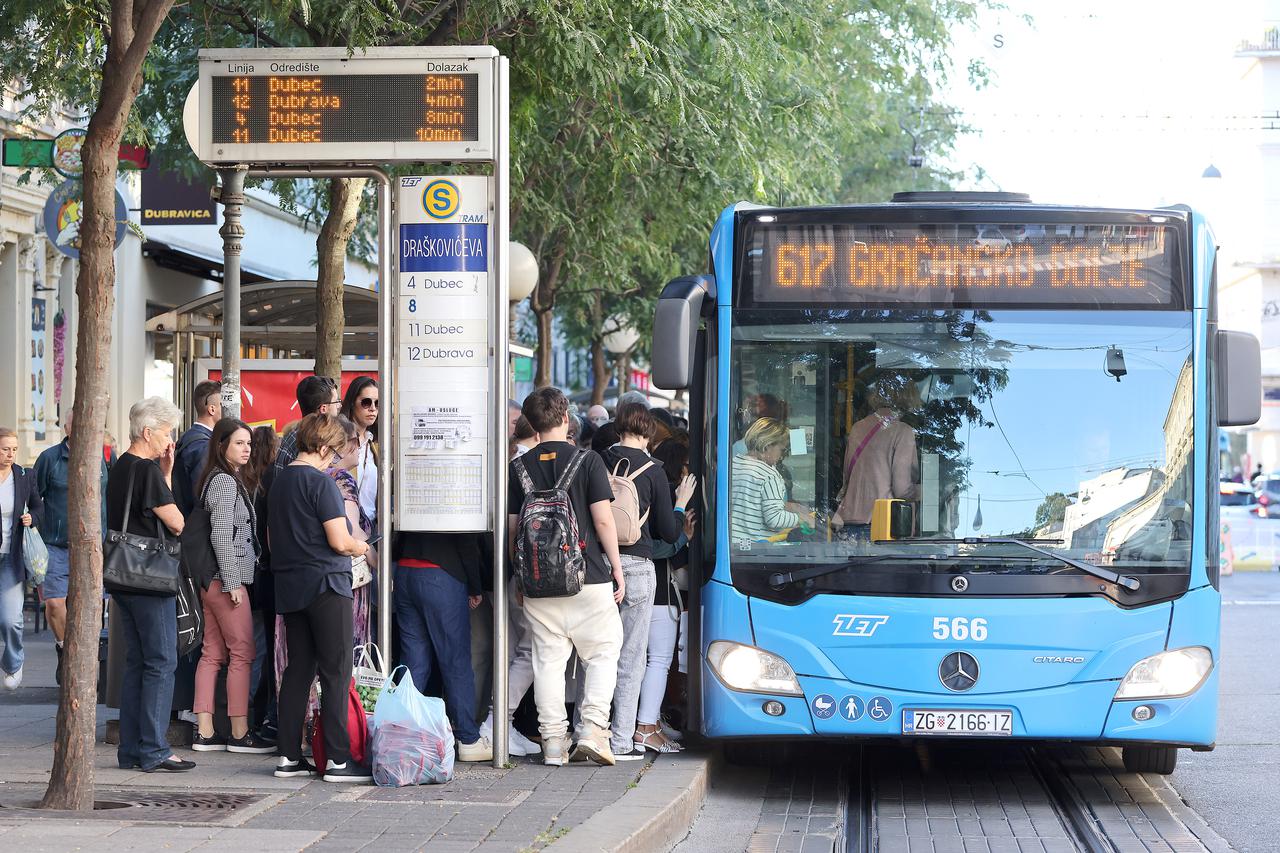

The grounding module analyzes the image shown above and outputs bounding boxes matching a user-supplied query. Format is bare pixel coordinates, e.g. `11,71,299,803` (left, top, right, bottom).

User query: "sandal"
633,729,683,753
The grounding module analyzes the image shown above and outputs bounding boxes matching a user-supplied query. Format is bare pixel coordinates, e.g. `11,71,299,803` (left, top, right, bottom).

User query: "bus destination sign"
744,220,1182,308
197,49,496,163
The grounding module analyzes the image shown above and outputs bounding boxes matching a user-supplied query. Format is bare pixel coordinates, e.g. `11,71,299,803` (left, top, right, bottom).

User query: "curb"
553,753,710,853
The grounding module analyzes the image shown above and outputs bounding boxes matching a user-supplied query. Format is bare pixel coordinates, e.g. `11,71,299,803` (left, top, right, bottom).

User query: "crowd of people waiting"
0,378,696,778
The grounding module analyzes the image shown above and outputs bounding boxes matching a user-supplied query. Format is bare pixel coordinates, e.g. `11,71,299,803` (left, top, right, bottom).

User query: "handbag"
312,679,371,770
179,476,219,590
23,526,49,586
103,460,182,596
175,573,204,656
351,547,374,590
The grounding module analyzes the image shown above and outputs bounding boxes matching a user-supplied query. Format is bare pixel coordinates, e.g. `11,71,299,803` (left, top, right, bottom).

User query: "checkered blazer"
204,471,258,591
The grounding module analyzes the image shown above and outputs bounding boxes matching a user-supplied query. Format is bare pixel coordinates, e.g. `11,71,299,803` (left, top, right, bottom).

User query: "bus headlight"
707,641,803,696
1115,647,1213,700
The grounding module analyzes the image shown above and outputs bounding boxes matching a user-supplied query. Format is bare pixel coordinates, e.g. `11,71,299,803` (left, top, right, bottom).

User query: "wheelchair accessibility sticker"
867,696,893,722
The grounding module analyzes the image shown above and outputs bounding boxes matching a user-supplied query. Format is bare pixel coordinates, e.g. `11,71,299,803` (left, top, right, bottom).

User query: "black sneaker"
192,731,227,752
274,757,317,778
143,756,196,773
227,732,276,754
322,761,372,783
254,727,278,746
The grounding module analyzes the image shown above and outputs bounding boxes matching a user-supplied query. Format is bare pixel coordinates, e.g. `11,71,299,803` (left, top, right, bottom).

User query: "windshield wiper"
904,537,1140,592
768,554,945,588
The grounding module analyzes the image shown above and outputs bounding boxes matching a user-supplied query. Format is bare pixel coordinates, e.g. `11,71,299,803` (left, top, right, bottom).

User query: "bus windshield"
727,308,1194,598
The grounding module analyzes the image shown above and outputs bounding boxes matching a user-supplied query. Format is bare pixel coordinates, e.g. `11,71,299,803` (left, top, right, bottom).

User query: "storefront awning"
145,280,379,357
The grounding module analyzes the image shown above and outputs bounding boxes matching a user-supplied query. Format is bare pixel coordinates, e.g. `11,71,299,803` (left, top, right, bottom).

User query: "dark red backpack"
311,679,370,769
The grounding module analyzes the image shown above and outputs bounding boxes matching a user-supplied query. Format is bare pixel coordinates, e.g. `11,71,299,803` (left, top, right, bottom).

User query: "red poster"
208,368,378,433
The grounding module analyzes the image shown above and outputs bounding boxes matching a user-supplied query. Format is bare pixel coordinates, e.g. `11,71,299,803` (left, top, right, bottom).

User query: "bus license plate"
903,709,1013,736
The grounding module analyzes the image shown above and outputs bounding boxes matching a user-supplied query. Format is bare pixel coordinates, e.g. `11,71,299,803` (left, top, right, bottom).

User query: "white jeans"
637,604,679,726
505,583,534,719
523,583,623,739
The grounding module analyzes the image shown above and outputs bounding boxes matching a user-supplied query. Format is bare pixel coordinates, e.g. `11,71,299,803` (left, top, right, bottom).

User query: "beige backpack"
609,457,656,546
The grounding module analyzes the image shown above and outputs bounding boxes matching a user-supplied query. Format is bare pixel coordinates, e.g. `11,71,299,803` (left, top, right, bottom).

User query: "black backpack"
513,450,589,598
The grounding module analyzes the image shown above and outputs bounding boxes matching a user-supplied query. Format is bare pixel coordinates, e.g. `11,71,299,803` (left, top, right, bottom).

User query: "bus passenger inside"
730,417,814,543
833,375,921,539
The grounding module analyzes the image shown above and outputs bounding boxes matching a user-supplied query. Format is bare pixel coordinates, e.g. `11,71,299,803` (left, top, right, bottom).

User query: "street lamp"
1202,164,1222,179
603,316,641,399
509,240,538,303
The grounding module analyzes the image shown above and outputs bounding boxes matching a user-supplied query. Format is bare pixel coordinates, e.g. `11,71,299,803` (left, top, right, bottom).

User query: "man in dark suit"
173,381,222,516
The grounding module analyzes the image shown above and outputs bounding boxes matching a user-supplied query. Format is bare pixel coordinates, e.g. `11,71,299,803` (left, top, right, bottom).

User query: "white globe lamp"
509,241,538,303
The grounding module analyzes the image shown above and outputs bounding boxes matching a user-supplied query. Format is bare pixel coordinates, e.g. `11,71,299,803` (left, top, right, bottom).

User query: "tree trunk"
42,0,176,812
617,350,632,395
314,177,367,380
590,337,609,407
589,292,608,406
531,241,566,387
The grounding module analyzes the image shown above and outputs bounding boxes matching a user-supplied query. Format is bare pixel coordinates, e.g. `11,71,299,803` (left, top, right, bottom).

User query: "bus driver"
833,375,920,539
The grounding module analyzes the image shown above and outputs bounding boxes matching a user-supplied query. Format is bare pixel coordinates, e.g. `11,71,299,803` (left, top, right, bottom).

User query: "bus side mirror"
652,274,716,390
1217,330,1261,427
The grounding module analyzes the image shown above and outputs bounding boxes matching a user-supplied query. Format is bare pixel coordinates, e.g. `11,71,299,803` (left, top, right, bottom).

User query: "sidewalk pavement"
0,630,708,853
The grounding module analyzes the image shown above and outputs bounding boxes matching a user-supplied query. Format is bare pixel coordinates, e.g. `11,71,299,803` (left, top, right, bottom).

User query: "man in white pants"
509,387,625,767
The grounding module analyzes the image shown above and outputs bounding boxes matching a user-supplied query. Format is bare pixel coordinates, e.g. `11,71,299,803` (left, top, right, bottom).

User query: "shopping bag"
23,526,48,586
371,666,454,786
311,679,370,770
175,574,204,657
353,643,389,714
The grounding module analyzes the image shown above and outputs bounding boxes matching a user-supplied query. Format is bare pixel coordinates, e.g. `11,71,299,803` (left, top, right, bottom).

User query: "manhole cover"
0,790,266,824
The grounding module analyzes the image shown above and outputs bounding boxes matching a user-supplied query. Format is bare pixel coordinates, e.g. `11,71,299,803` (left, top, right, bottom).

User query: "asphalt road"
1170,570,1280,853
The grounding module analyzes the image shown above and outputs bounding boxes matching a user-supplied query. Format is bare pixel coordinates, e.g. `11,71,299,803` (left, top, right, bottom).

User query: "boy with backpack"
509,387,625,766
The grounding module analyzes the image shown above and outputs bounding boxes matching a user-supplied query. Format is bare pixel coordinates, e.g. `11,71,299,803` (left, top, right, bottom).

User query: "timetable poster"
395,175,492,531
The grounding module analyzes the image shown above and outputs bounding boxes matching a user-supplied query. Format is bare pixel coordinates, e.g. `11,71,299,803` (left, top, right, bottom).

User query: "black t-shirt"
107,453,176,536
268,464,351,613
509,441,614,585
602,445,682,560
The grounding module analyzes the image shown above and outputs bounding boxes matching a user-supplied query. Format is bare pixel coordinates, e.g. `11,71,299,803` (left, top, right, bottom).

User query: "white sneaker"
478,712,493,743
509,727,542,757
543,735,569,767
2,667,22,692
457,735,493,762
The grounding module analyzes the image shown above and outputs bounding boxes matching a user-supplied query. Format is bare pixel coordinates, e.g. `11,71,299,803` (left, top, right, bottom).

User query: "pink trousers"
193,579,256,717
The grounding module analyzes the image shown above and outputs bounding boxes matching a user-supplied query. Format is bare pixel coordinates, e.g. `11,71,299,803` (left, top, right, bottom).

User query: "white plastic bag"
353,642,388,714
371,666,454,786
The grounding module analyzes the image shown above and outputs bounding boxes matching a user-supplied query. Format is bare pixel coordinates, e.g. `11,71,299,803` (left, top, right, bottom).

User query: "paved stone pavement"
0,629,704,853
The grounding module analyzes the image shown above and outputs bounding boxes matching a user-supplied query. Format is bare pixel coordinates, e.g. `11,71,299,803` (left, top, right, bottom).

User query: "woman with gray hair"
106,397,194,772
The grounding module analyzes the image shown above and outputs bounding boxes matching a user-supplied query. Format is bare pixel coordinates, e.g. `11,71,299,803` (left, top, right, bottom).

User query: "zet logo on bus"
422,179,460,219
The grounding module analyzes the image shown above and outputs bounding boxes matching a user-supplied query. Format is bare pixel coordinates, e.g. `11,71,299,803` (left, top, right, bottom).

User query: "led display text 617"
774,236,1153,290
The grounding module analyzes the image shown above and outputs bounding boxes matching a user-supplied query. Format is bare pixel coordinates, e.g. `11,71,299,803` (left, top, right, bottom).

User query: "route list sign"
197,48,495,163
395,175,492,531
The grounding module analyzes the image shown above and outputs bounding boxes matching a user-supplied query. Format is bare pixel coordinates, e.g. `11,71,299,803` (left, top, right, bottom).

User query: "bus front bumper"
701,666,1219,747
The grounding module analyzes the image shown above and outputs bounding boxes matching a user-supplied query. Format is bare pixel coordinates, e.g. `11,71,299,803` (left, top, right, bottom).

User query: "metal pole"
246,166,394,656
217,166,247,418
491,56,511,768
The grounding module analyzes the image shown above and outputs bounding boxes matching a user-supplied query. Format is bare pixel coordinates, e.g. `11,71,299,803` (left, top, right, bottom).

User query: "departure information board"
209,74,479,145
197,48,496,163
741,218,1184,308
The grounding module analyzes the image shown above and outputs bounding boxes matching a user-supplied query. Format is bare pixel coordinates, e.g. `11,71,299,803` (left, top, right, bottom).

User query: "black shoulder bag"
103,460,182,596
180,475,220,590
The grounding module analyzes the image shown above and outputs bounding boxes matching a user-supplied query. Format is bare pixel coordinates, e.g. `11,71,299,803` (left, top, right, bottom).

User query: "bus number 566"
932,617,988,642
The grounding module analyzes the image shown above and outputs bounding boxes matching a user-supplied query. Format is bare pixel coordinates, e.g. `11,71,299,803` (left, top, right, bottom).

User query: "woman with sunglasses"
340,377,379,533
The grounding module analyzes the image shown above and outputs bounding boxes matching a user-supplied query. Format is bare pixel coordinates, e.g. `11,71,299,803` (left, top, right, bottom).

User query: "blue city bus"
651,192,1260,773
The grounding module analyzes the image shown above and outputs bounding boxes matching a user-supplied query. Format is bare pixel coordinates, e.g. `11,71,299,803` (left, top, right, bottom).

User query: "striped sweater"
729,454,800,543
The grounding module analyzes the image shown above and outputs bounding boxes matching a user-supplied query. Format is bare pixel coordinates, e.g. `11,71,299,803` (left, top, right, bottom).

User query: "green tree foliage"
1034,491,1071,531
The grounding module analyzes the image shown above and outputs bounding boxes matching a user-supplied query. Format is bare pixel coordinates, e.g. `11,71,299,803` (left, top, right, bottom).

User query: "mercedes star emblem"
939,651,980,692
951,576,969,592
